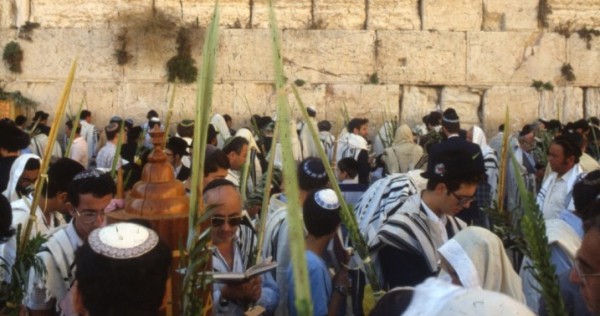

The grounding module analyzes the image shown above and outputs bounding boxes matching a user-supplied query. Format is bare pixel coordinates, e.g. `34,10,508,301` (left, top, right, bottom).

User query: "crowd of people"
0,105,599,316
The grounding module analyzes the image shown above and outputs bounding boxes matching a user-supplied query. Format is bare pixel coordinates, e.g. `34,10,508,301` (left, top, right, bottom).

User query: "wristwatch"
334,284,348,296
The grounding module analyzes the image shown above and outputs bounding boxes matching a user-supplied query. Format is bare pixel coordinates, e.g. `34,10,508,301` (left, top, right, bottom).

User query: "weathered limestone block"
377,31,466,85
467,32,566,85
282,30,376,84
538,87,583,122
30,0,149,28
124,29,192,82
400,86,439,127
155,0,250,28
440,87,482,127
567,35,600,86
546,0,600,29
217,29,274,83
424,0,482,31
313,0,365,30
584,88,600,119
287,83,327,121
251,0,312,29
18,28,121,81
325,84,400,136
482,0,538,31
482,86,539,136
69,81,121,121
367,0,420,30
3,81,64,116
232,83,277,120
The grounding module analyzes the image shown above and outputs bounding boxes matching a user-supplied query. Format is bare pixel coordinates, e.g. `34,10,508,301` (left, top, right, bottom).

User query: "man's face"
439,182,478,216
18,168,39,194
165,148,176,166
570,228,600,313
69,193,113,240
205,186,242,245
356,124,369,138
548,143,573,175
519,133,536,153
229,144,248,171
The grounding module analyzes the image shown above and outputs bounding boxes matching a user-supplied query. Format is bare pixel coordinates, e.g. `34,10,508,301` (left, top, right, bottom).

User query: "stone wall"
0,0,599,137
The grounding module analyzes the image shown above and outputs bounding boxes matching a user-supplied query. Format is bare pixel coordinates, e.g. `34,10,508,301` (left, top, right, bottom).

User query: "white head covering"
235,128,260,153
402,277,533,316
210,114,231,149
347,133,369,151
438,226,525,303
393,124,415,145
3,153,40,202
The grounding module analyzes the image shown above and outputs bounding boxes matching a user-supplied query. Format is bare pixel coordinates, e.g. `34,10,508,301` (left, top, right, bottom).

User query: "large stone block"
440,87,482,127
282,30,376,84
367,0,420,30
585,88,600,119
482,86,539,136
567,35,600,86
400,86,440,127
313,0,365,30
482,0,538,31
539,87,584,122
325,84,400,136
287,83,327,121
378,31,467,85
232,83,277,121
251,0,312,29
30,0,149,28
216,29,274,83
18,28,121,81
546,0,600,29
424,0,482,31
155,0,250,28
3,80,67,118
467,32,566,85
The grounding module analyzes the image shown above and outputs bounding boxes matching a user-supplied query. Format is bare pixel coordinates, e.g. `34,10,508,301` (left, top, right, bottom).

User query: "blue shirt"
287,250,331,316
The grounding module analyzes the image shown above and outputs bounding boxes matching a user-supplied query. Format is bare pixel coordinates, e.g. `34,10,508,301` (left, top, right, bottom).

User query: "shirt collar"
66,220,84,249
421,199,448,225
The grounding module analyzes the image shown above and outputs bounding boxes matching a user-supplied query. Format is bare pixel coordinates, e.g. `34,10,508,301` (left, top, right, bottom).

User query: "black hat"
422,147,482,180
166,137,189,157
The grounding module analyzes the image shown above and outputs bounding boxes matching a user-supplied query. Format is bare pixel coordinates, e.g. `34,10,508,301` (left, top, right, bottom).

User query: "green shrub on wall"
3,41,24,73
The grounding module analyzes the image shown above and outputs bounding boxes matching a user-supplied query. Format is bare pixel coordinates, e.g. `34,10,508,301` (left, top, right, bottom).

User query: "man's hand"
221,276,262,303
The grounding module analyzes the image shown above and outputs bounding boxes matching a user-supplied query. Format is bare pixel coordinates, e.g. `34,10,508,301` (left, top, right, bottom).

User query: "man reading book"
204,179,279,315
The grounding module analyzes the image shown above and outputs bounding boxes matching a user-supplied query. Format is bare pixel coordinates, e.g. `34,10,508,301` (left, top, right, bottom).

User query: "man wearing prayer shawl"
370,144,485,288
381,124,423,174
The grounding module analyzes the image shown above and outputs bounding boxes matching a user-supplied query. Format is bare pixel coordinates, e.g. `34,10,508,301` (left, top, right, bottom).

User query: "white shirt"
69,136,88,168
96,142,117,169
538,165,581,220
421,200,449,243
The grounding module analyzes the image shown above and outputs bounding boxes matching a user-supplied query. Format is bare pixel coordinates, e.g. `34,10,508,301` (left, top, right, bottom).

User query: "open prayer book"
212,257,278,283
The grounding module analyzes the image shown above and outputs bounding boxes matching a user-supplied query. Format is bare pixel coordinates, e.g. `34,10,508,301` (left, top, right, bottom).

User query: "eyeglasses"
74,207,107,224
450,191,475,206
211,215,242,227
573,257,600,286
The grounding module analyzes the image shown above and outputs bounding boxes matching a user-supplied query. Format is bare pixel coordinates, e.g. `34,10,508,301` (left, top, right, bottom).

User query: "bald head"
203,183,241,206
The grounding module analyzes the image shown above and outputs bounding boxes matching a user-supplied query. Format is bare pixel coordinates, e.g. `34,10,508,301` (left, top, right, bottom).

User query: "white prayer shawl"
298,117,320,159
79,120,96,158
210,114,231,149
272,120,303,167
336,129,350,163
339,134,369,165
437,226,525,303
235,128,263,193
30,134,62,161
27,221,81,312
505,147,537,221
403,278,534,316
373,121,395,157
471,126,499,203
354,173,420,246
536,164,583,219
381,124,423,174
520,218,581,312
318,131,335,163
2,153,39,202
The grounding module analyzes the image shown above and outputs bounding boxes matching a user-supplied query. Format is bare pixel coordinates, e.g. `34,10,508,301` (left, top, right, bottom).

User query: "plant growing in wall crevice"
560,63,576,82
2,42,23,73
577,27,600,50
18,22,40,42
166,28,199,83
114,29,133,65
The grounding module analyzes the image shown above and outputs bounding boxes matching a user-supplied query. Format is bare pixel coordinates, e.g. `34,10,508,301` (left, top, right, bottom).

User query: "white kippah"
88,222,159,259
314,189,340,210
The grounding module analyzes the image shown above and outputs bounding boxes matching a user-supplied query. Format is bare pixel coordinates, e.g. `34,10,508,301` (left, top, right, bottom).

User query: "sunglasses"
450,191,475,206
211,215,242,227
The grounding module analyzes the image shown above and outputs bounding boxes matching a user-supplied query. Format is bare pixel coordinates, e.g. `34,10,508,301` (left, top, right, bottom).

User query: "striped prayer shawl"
371,203,467,275
236,224,256,270
354,174,419,245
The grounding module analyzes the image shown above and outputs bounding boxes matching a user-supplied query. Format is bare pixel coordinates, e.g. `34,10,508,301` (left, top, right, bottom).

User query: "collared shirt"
421,200,449,243
96,142,117,169
541,166,579,219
